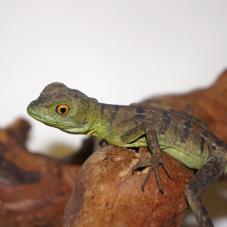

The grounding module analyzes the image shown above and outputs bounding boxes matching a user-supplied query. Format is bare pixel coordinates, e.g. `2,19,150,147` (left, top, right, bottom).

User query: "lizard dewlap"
27,82,227,227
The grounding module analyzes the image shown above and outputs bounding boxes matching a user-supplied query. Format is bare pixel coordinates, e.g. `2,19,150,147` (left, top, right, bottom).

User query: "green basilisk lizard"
27,82,227,227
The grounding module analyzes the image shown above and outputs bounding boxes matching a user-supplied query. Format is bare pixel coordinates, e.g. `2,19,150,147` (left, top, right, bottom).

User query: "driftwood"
0,119,79,227
0,71,227,227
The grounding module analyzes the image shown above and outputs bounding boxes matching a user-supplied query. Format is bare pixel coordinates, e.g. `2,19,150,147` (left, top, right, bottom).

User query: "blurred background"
0,1,227,226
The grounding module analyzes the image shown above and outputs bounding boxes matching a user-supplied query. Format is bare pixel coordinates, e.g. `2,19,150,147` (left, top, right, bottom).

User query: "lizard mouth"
27,103,59,126
27,110,75,130
27,106,55,126
27,103,81,131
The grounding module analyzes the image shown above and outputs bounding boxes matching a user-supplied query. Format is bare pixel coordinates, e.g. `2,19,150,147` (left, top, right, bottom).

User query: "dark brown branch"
0,120,80,227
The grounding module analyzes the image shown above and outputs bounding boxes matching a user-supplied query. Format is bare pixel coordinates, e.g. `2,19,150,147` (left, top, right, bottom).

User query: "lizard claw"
132,157,151,174
159,157,172,179
133,154,171,193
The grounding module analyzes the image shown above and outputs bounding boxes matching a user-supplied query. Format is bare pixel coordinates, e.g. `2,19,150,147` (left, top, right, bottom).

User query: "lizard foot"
133,154,172,193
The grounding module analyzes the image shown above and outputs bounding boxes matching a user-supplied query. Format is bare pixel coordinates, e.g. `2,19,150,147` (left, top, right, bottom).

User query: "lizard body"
27,82,227,227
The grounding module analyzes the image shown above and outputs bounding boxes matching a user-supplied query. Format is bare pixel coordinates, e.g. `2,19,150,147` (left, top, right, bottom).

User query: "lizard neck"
86,103,125,139
86,103,113,137
61,98,104,135
85,101,104,135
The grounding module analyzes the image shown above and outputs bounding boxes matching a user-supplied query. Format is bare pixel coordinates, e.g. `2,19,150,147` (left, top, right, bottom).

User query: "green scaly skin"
27,82,227,227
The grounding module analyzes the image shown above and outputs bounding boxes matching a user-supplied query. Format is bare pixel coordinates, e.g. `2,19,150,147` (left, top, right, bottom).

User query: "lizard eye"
56,104,70,115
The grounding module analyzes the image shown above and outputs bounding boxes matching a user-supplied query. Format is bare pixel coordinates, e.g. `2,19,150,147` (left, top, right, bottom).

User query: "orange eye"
56,104,70,115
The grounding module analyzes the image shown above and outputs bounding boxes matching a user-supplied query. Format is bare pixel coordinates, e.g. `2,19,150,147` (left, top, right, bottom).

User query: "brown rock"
64,147,192,227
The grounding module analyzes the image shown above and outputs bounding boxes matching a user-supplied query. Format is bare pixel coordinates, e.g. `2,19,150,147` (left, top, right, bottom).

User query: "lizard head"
27,82,98,134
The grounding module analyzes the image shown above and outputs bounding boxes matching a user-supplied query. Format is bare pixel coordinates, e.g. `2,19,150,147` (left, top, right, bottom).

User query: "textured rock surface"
64,147,192,227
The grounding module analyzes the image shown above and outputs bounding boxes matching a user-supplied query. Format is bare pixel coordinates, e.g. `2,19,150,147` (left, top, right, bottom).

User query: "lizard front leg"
121,122,171,192
143,125,172,192
129,123,172,193
185,157,224,227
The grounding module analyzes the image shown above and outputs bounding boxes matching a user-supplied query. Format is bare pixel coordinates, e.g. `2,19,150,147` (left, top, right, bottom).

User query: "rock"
64,147,192,227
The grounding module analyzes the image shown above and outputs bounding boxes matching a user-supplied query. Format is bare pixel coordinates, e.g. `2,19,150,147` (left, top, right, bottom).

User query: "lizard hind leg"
185,158,224,227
